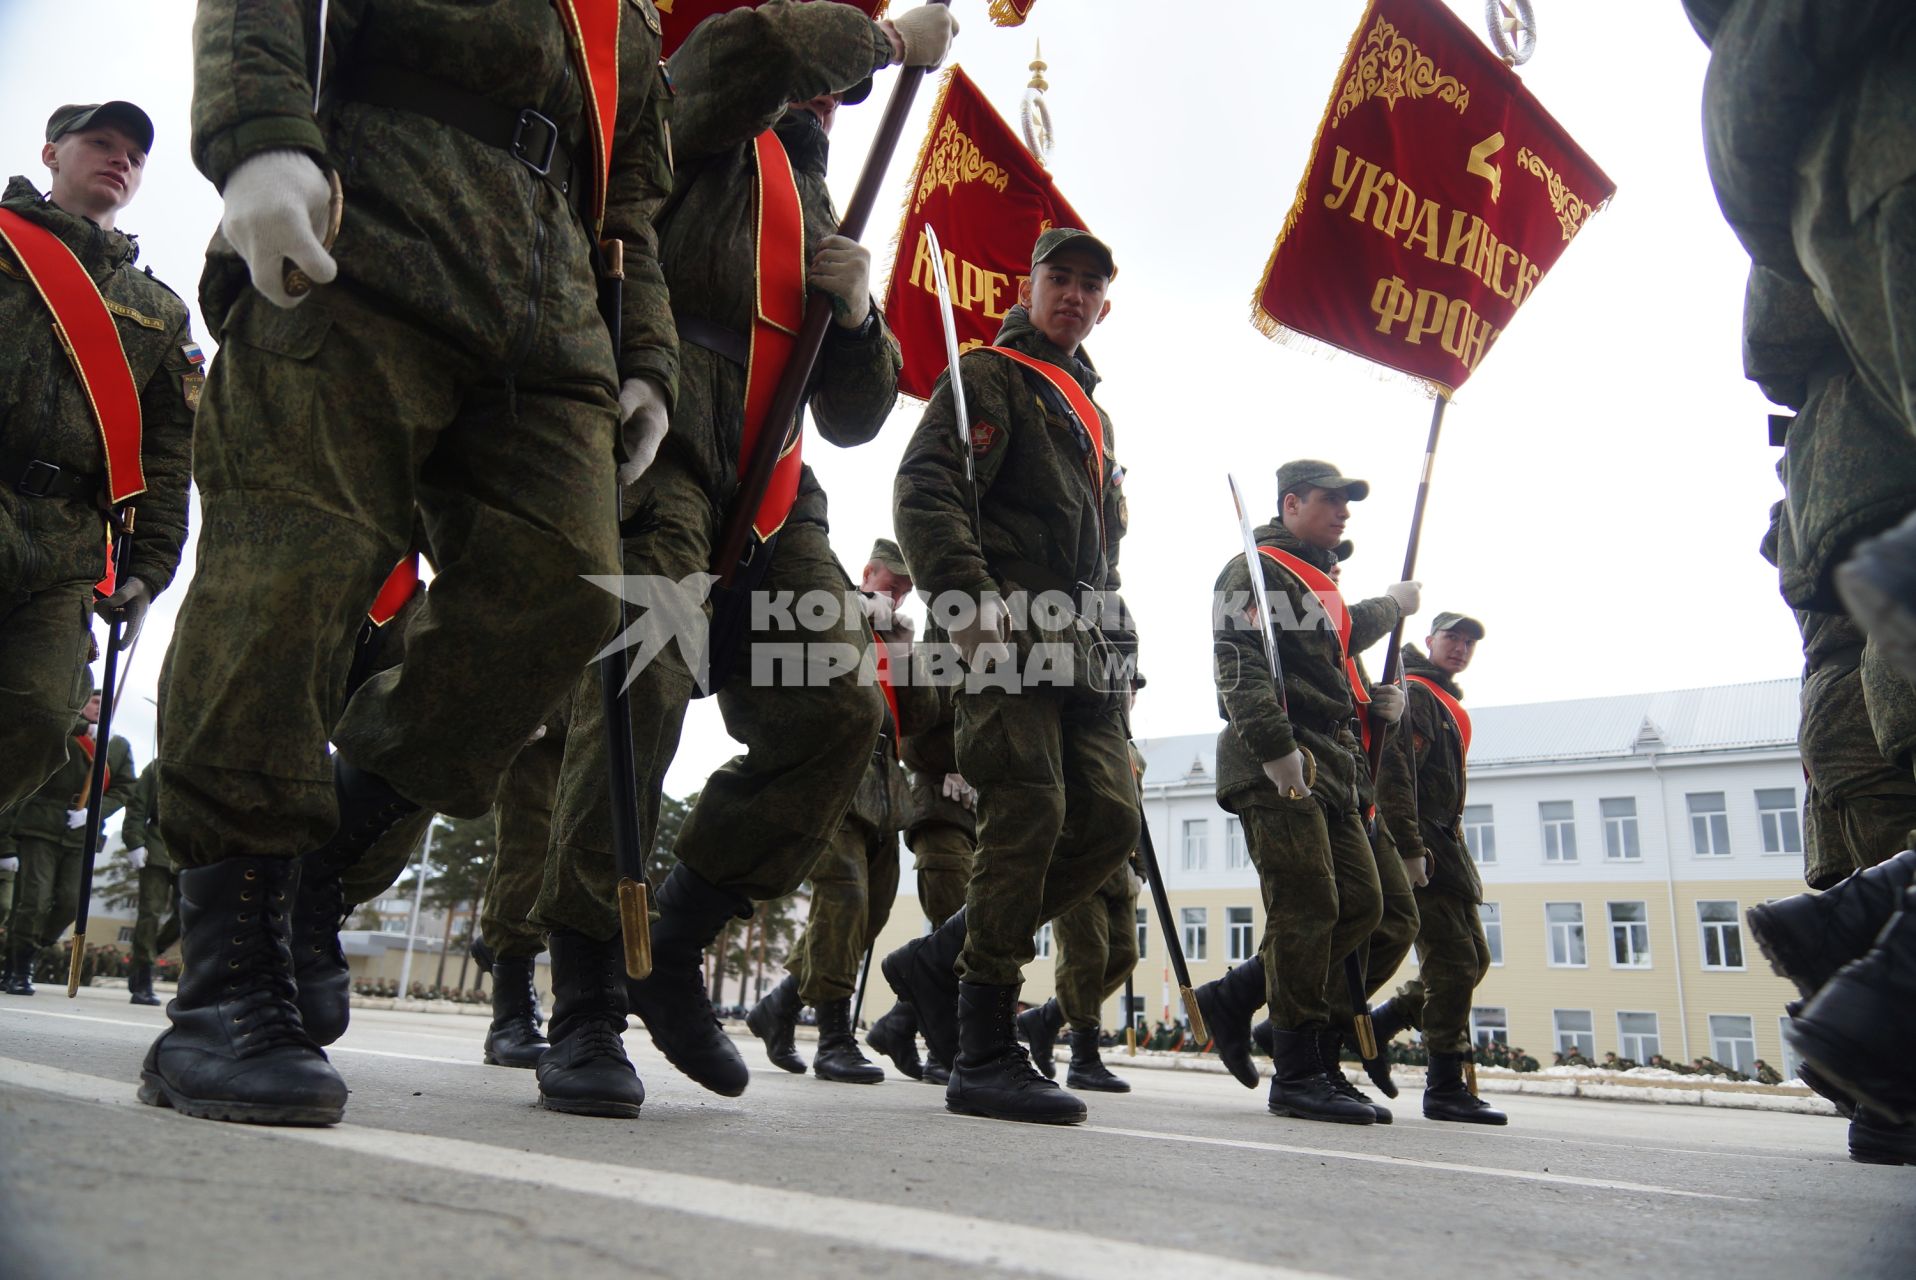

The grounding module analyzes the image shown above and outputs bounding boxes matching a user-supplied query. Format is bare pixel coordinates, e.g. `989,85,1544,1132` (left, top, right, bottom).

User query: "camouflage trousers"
10,836,79,950
1328,824,1419,1025
0,580,94,813
536,441,883,937
157,282,621,866
483,716,565,959
791,808,901,1004
130,864,181,967
1797,175,1916,439
1390,887,1490,1056
954,688,1137,987
1808,778,1916,889
1236,794,1384,1030
910,821,974,928
1052,861,1139,1032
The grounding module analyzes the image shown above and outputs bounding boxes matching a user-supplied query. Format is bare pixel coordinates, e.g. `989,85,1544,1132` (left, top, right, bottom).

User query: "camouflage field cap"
838,75,875,105
1031,227,1117,280
869,538,909,576
1277,459,1370,502
1331,539,1355,562
46,101,154,153
1429,611,1485,640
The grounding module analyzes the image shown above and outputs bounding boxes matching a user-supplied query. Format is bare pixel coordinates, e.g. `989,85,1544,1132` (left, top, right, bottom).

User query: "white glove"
1367,683,1406,724
127,846,147,871
221,149,337,309
0,857,19,873
95,576,151,649
1384,580,1422,616
941,772,977,811
66,808,88,830
887,4,960,67
1403,854,1430,888
616,377,671,486
952,596,1011,670
525,724,548,746
809,235,872,330
858,589,895,631
1261,749,1309,799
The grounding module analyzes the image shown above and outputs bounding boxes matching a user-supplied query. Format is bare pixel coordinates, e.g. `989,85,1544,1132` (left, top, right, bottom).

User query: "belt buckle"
18,459,60,497
511,108,558,177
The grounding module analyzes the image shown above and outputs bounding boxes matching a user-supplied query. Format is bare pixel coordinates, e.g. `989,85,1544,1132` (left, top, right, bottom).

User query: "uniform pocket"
194,294,335,494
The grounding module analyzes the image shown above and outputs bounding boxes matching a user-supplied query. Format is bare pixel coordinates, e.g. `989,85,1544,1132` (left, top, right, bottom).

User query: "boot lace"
223,889,318,1056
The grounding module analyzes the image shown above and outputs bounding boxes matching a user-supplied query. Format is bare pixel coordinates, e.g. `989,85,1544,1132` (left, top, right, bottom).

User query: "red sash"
0,208,144,504
873,632,902,757
741,129,807,540
550,0,622,234
1406,674,1472,755
1256,545,1373,747
983,346,1106,505
368,554,421,627
75,733,110,797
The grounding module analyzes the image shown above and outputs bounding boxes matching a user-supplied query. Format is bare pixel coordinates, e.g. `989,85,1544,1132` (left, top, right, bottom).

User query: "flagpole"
1365,390,1448,777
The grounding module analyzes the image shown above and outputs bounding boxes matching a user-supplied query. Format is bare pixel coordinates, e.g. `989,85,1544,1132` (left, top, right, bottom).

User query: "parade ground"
2,987,1909,1279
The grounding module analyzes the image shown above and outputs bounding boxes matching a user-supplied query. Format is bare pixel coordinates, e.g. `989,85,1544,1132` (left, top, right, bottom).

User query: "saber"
68,517,134,997
851,942,876,1030
924,223,981,540
1134,809,1205,1045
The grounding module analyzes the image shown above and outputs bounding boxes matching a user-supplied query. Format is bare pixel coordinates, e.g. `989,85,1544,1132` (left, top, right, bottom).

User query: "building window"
1709,1014,1758,1074
1470,1007,1509,1049
1688,792,1731,856
1756,788,1802,855
1135,907,1148,959
1777,1016,1802,1083
117,926,133,943
1462,804,1496,863
1546,902,1587,967
1617,1011,1660,1063
1608,901,1651,968
1033,923,1052,958
1540,801,1577,862
1698,900,1745,970
1553,1009,1596,1059
1181,907,1208,962
1226,906,1254,962
1224,817,1250,870
1479,902,1503,965
1600,797,1641,860
1182,818,1209,871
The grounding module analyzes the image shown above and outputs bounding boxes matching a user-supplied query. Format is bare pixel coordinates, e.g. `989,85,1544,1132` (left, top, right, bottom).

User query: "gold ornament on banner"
1330,15,1471,127
1485,0,1537,66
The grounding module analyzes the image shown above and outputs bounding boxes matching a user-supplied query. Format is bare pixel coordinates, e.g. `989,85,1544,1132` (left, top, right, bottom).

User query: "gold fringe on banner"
988,0,1035,28
879,65,961,403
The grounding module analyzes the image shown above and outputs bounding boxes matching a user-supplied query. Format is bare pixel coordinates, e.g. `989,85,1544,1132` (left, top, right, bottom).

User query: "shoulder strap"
549,0,623,234
1256,545,1371,744
739,129,807,541
1405,674,1471,755
983,345,1106,500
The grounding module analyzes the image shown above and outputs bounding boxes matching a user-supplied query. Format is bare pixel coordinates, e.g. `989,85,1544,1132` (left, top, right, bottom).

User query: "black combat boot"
746,973,807,1074
623,863,751,1097
1065,1026,1130,1093
1195,957,1266,1088
138,857,347,1125
1784,1000,1856,1116
1015,997,1065,1080
1748,849,1916,998
294,760,421,1045
483,954,550,1069
922,1051,951,1085
1837,510,1916,684
1848,1107,1916,1166
1265,1024,1374,1125
1424,1051,1507,1125
1787,884,1916,1123
4,940,38,995
1319,1027,1390,1122
129,962,161,1006
812,997,886,1084
536,928,644,1118
865,999,924,1080
946,982,1087,1124
880,908,965,1067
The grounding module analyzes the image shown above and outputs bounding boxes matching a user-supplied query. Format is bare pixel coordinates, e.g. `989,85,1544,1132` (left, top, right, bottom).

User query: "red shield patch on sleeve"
970,421,1000,455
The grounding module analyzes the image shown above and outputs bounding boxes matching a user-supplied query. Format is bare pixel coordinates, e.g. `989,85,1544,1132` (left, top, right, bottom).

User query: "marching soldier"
1,688,135,996
749,539,925,1084
0,101,196,813
883,227,1139,1126
534,0,956,1114
120,759,179,1007
144,0,679,1126
1190,461,1419,1126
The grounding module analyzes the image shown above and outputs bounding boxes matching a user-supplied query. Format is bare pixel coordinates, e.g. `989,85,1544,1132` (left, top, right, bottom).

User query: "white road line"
1075,1123,1749,1201
0,1006,481,1067
0,1055,1343,1280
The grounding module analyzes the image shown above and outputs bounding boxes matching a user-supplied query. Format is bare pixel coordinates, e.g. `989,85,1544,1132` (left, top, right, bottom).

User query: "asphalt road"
2,987,1910,1280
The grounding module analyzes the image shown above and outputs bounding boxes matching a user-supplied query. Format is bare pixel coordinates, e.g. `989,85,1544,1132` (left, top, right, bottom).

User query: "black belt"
334,65,578,201
2,451,100,502
676,315,749,367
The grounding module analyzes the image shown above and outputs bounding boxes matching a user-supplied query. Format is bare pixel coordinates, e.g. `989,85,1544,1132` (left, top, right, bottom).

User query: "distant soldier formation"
0,0,1909,1172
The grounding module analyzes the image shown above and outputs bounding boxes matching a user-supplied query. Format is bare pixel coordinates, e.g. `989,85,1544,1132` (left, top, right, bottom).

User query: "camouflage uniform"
158,0,677,867
0,178,195,813
899,673,975,927
894,306,1137,987
539,0,901,933
1211,520,1403,1030
121,762,180,968
791,731,907,1005
1049,742,1144,1032
3,728,134,952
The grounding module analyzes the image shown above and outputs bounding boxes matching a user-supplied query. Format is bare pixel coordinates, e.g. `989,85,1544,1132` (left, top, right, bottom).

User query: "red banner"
882,66,1089,400
658,0,888,61
987,0,1037,25
1252,0,1614,394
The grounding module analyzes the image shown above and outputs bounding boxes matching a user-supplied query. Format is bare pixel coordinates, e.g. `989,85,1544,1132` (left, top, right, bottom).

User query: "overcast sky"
3,1,1796,809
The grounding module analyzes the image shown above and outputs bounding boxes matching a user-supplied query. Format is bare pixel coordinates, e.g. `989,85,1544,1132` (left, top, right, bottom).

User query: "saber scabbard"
617,877,652,981
284,170,345,298
68,525,132,997
1135,808,1205,1045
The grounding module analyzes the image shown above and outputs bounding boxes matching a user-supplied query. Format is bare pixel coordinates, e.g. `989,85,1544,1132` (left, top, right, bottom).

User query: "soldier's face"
42,126,145,222
1019,250,1111,354
789,93,840,135
1428,629,1476,673
861,562,912,606
1281,486,1349,550
82,693,102,725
